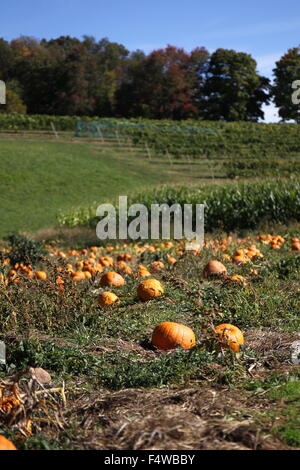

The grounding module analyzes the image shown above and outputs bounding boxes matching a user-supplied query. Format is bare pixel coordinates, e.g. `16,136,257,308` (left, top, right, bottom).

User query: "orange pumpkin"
137,278,164,301
98,291,120,307
232,255,249,265
35,270,47,280
214,324,244,352
203,260,227,278
71,271,86,282
151,261,165,272
115,261,133,275
100,271,125,287
292,242,300,251
151,322,196,350
117,253,132,262
56,276,65,291
0,435,17,450
228,275,248,286
99,256,114,267
136,264,151,277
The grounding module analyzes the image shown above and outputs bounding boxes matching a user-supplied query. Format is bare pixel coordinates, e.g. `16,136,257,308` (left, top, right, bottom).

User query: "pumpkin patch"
0,227,299,450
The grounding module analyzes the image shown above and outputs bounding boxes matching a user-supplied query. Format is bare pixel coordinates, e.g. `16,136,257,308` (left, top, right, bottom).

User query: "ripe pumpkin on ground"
151,261,165,272
137,278,164,301
98,291,120,307
291,242,300,251
136,264,151,277
115,261,133,275
0,435,17,450
35,271,47,280
232,255,249,265
100,271,125,287
71,271,86,282
203,260,227,278
99,256,114,267
214,324,244,352
227,275,248,286
151,322,196,350
117,253,132,262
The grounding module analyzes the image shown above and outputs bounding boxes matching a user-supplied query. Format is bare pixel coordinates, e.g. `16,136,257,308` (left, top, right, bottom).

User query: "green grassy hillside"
0,140,196,237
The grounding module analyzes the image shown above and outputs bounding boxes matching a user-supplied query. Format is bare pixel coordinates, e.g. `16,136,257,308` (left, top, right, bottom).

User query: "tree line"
0,35,299,122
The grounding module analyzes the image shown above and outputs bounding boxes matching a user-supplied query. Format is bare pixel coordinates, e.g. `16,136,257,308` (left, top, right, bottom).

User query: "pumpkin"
137,278,164,301
115,261,133,275
214,323,244,352
56,275,65,291
235,249,246,256
35,271,47,280
0,396,21,412
98,291,120,307
151,322,196,350
75,260,84,269
228,275,248,286
164,241,174,248
8,269,17,279
136,264,151,277
71,271,86,282
203,260,227,278
100,271,125,287
99,256,114,267
167,256,177,265
117,253,132,262
292,242,300,251
0,435,17,450
151,261,165,272
137,269,151,278
271,243,281,250
232,255,249,265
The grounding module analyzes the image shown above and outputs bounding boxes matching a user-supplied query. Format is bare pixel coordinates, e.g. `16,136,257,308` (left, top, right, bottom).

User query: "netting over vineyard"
74,120,221,138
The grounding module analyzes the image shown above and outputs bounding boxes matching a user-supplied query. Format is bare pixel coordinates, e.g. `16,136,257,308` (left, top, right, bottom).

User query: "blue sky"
1,0,300,121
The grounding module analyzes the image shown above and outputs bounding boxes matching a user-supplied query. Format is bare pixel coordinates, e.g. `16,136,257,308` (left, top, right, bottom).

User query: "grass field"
0,130,299,451
0,137,207,237
1,132,298,238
